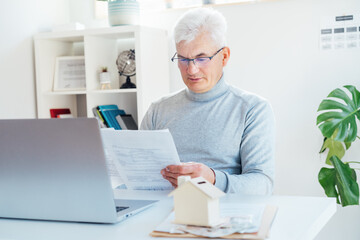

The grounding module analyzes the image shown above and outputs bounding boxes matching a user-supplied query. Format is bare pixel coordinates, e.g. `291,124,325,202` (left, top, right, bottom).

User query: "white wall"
0,0,70,119
68,0,107,29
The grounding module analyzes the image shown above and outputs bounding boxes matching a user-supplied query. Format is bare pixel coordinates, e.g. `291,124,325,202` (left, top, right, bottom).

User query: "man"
141,8,275,194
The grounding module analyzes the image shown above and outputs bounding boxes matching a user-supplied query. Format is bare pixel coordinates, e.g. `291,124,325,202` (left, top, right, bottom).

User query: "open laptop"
0,118,157,223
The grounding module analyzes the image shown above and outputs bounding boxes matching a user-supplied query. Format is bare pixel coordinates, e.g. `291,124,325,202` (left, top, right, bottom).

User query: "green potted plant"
316,85,360,206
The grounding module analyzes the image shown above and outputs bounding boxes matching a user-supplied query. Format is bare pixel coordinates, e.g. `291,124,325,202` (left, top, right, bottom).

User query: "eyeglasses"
171,47,224,68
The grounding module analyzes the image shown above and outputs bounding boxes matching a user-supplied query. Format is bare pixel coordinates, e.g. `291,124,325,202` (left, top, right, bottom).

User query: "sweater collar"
185,73,229,102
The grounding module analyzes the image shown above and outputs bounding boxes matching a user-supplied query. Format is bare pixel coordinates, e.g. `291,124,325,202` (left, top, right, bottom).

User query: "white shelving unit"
34,26,169,125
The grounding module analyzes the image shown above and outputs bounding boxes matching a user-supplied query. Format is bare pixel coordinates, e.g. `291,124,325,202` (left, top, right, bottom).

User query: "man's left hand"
161,162,215,188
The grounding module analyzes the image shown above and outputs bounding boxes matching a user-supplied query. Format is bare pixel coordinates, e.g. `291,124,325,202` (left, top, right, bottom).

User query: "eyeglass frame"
171,47,225,68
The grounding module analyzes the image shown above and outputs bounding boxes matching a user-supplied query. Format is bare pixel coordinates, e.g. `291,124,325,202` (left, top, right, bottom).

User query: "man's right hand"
160,162,215,188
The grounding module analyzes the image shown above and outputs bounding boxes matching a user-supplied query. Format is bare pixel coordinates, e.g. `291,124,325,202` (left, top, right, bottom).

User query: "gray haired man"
141,8,275,194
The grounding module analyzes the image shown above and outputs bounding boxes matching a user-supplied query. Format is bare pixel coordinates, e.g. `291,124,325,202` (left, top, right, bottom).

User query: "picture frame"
53,56,86,91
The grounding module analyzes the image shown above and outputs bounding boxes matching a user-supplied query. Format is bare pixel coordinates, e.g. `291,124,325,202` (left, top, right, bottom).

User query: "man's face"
176,32,230,93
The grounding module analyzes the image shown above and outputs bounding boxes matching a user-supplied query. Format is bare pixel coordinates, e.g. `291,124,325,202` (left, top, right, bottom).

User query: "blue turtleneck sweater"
140,75,275,194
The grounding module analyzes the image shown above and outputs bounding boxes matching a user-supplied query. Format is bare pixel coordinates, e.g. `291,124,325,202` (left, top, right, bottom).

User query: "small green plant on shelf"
316,85,360,207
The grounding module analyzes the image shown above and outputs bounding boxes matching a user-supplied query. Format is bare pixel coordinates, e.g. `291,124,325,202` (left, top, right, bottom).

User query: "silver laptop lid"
0,118,118,223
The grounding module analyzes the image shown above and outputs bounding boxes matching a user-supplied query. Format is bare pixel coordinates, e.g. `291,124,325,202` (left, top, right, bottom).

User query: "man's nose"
187,60,199,74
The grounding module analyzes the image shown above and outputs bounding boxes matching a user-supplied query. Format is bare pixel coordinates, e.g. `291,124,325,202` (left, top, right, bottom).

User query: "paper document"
101,129,181,190
101,131,126,189
155,204,265,237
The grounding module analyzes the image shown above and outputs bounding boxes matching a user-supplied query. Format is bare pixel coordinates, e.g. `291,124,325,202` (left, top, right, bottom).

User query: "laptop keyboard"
116,206,129,212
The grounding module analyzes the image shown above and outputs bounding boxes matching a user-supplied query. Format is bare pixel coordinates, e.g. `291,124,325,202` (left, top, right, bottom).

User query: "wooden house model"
168,176,225,227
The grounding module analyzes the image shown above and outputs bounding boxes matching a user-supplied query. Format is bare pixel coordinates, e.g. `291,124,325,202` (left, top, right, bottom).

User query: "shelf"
34,26,170,120
44,90,87,95
34,32,84,42
43,89,137,95
89,89,137,94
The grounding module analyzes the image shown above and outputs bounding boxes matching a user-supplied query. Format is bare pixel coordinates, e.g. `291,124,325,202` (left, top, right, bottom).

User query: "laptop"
0,118,157,223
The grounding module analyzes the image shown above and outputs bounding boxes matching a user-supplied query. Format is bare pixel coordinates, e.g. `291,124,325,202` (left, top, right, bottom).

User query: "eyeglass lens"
172,47,224,68
178,58,210,67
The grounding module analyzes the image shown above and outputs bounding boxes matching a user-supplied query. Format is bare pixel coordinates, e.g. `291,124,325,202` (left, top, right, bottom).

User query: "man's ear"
222,46,230,67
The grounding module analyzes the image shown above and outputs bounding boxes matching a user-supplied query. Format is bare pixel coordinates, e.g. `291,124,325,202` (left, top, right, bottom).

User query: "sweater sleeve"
214,100,276,195
140,103,155,130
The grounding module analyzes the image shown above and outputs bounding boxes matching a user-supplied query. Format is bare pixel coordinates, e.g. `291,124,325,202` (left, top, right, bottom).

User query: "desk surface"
0,191,336,240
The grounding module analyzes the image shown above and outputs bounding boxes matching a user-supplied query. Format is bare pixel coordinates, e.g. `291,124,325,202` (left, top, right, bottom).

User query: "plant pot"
108,0,140,26
100,72,111,90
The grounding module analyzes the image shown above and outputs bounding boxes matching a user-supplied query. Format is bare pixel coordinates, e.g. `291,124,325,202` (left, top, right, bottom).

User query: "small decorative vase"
165,0,173,8
203,0,215,4
108,0,140,26
100,72,111,90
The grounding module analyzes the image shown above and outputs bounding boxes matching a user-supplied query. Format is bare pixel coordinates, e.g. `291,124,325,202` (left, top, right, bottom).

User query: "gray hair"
173,8,227,48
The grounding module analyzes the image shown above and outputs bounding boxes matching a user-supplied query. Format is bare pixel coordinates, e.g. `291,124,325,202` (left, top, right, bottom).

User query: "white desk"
0,192,336,240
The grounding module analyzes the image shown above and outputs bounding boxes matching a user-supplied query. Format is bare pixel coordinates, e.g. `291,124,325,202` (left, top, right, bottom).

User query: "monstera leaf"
317,85,360,207
320,136,345,165
316,85,360,143
319,129,352,165
318,156,359,206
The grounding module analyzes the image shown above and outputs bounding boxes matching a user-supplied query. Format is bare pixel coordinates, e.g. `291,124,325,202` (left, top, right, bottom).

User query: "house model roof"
169,177,225,199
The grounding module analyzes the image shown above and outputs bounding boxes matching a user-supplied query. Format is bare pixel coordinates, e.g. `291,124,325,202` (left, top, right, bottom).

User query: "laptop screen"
0,118,118,223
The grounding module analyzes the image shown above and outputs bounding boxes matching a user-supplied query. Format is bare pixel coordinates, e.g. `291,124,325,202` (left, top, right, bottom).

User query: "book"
96,105,126,130
97,105,118,128
57,114,73,118
92,107,106,128
50,108,71,118
115,114,138,130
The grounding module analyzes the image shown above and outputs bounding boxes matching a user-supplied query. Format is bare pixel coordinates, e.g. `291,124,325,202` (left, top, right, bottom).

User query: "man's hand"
161,162,215,188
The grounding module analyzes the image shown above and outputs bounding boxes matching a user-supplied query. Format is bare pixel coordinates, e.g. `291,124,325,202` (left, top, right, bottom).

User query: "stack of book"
50,108,73,118
93,105,138,130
